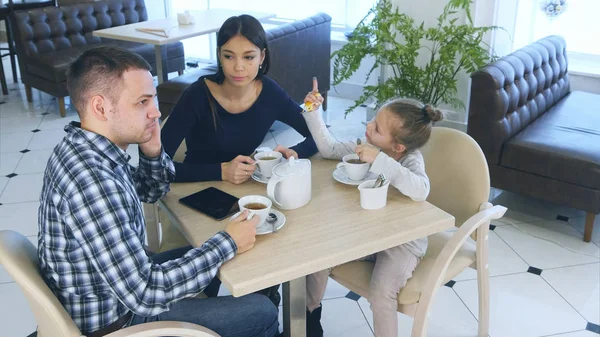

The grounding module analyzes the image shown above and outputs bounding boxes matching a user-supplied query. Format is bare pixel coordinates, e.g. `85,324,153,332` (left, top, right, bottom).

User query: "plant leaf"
332,0,498,115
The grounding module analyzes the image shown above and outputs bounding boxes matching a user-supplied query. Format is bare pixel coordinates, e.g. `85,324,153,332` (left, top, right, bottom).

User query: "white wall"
329,39,379,103
391,0,471,122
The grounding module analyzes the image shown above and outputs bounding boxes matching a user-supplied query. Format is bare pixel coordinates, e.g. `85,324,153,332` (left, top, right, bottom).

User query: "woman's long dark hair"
211,14,271,84
204,14,271,129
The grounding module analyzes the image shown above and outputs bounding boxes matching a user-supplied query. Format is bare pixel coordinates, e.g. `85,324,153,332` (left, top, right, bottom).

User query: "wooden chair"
0,230,219,337
329,127,507,337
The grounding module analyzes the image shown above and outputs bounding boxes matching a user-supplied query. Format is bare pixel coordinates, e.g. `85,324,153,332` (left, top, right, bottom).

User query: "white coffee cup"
357,179,390,210
254,151,282,178
336,153,370,181
238,195,272,228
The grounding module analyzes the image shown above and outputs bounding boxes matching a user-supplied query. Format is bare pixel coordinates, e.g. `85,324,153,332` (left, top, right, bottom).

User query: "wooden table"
158,156,455,337
93,9,275,83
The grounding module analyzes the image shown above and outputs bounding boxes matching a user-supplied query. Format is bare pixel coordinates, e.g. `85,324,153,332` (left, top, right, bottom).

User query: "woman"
160,15,324,315
161,14,320,184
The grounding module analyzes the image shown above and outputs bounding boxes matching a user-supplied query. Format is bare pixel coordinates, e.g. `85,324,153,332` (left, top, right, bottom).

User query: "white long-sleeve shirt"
303,109,429,256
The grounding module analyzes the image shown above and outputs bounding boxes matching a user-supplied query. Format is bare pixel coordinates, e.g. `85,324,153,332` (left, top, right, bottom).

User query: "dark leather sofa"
10,0,185,117
468,35,599,242
156,13,332,120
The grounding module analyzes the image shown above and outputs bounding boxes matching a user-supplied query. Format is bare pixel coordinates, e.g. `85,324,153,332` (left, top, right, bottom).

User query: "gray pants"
306,244,420,337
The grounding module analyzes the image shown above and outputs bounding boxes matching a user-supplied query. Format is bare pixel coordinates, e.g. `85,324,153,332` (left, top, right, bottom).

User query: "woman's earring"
259,64,262,70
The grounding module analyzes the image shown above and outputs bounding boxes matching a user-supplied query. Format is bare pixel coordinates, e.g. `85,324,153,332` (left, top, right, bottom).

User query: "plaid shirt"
38,122,237,334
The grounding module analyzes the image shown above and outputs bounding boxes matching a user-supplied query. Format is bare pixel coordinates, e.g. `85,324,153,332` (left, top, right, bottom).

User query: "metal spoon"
373,173,386,188
378,175,387,188
266,213,278,233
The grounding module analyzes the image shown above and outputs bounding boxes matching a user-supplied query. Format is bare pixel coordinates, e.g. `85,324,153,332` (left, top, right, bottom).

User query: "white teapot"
266,157,312,210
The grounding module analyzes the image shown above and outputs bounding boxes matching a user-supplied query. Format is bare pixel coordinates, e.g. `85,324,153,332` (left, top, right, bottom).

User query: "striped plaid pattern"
38,122,237,334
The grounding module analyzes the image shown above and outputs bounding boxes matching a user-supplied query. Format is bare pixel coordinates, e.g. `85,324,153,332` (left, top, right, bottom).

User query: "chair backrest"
420,127,490,227
0,230,82,337
467,35,570,165
57,0,103,5
266,13,331,106
11,0,148,58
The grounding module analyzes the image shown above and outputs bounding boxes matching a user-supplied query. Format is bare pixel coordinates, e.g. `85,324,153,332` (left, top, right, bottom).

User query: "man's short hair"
67,46,152,116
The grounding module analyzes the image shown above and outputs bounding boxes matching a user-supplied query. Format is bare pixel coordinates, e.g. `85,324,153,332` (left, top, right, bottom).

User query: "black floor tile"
345,291,361,301
586,322,600,334
527,266,543,275
445,280,456,288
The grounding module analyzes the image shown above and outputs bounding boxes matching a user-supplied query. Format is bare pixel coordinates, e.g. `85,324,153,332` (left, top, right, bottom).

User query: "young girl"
303,82,443,337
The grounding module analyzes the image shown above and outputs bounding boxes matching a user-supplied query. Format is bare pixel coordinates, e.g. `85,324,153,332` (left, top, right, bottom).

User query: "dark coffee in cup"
347,159,366,164
258,156,277,161
244,202,267,210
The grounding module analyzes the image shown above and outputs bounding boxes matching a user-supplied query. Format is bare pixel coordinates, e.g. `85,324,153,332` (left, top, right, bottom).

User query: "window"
166,0,376,60
512,0,600,73
169,0,376,30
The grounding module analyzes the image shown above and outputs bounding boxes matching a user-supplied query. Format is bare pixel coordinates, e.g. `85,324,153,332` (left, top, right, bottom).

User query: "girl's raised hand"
303,77,324,112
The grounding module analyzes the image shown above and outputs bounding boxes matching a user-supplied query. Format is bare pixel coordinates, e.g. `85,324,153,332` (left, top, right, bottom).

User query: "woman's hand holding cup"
221,155,256,184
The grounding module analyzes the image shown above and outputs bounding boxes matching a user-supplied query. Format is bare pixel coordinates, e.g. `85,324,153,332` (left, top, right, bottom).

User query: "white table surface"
93,9,276,46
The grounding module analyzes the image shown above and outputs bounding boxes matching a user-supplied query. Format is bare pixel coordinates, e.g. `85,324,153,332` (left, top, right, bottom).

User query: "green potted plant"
332,0,499,116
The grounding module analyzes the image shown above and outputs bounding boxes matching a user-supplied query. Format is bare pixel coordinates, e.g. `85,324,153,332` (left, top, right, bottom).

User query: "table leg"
154,45,168,84
5,16,18,84
283,277,306,337
0,57,8,95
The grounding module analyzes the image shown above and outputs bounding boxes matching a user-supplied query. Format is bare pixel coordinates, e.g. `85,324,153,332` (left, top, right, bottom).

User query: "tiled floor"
0,57,599,337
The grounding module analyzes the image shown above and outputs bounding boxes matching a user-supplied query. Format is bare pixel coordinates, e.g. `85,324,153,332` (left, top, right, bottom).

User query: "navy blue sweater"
161,76,318,182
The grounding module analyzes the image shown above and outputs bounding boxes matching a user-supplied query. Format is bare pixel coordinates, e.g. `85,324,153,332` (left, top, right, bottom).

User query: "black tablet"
179,187,240,220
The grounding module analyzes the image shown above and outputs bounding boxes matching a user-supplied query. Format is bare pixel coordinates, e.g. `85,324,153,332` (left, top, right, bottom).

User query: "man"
38,46,279,337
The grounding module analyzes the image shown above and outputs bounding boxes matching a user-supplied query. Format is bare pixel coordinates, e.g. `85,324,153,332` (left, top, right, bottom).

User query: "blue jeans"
128,246,279,337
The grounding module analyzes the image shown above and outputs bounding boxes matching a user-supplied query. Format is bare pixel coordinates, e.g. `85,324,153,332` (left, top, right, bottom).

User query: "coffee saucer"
230,209,286,235
251,171,270,184
333,167,378,186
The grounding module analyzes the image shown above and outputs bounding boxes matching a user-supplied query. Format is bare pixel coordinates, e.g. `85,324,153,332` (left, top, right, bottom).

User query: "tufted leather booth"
156,13,332,120
468,35,600,242
57,0,103,5
10,0,185,117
